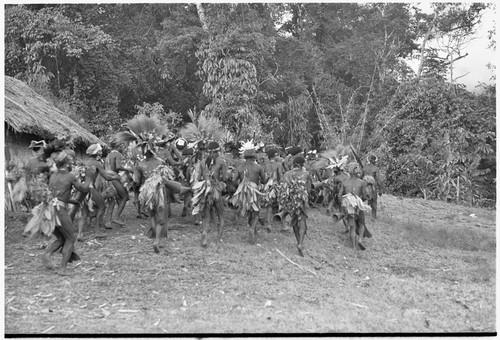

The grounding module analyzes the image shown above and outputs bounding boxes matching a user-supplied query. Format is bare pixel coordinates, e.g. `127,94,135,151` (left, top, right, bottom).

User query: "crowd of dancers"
6,114,384,275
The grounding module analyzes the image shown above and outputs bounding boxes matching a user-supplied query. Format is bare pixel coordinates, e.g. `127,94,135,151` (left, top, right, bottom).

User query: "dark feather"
115,131,139,144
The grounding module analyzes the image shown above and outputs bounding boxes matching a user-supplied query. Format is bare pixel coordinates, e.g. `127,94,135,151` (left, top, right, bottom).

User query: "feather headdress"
179,110,224,148
311,145,350,170
326,155,349,170
239,139,256,156
115,114,171,156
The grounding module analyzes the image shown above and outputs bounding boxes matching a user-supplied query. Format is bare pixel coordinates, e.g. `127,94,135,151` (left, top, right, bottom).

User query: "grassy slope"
4,194,496,334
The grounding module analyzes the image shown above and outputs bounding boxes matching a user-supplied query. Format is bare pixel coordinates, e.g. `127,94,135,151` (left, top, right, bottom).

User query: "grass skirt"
24,198,65,239
230,177,264,217
261,178,280,208
138,165,175,211
341,193,372,216
278,178,309,219
191,179,226,216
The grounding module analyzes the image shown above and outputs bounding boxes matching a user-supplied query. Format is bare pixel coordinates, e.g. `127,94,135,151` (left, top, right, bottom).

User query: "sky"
453,5,496,91
407,2,496,92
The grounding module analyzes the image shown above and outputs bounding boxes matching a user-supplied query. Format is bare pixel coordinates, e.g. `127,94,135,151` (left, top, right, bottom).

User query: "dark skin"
42,164,90,275
137,153,167,253
78,151,121,239
24,148,51,207
191,148,207,225
105,146,133,226
327,169,350,213
155,144,184,217
283,163,312,257
263,154,284,231
180,150,195,217
338,166,371,250
362,161,383,219
199,149,228,247
136,151,190,253
233,156,267,244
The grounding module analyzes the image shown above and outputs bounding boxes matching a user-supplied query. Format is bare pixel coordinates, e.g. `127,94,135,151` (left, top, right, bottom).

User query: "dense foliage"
5,3,496,206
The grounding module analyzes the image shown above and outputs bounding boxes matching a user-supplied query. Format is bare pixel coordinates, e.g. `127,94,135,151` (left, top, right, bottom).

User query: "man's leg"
181,191,192,217
215,200,224,241
69,191,87,221
91,189,111,232
201,205,210,247
41,229,64,270
371,190,378,220
249,211,260,244
55,208,78,275
153,206,168,253
76,205,89,242
297,214,307,257
111,180,128,226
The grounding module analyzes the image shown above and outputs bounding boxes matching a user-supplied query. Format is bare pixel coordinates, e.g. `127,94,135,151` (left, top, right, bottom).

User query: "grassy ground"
3,194,496,334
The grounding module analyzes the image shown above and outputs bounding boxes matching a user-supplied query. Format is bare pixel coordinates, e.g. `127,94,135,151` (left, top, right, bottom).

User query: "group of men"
13,133,384,274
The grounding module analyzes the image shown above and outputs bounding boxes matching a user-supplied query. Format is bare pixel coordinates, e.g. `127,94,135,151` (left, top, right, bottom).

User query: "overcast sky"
408,2,496,92
454,5,496,91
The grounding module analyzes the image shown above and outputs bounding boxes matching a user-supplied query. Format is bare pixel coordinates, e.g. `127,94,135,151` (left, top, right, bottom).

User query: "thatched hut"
4,76,107,163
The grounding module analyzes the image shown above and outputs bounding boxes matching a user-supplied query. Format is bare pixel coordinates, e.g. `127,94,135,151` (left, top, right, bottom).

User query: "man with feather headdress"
117,114,191,253
179,111,225,226
231,140,267,244
191,141,228,247
24,144,90,275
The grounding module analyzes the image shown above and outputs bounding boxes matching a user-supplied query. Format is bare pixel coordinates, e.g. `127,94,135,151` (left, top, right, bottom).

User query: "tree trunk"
416,11,438,81
196,3,208,31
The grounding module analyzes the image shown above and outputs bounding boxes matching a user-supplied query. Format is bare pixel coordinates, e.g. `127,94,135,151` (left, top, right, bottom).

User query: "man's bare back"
49,170,86,203
236,160,266,185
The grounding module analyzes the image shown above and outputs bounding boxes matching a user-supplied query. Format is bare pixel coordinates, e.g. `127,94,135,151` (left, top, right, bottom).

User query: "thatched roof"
4,76,107,148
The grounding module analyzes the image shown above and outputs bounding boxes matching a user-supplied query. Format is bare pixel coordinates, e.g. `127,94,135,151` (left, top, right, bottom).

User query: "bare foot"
201,233,208,248
41,254,55,270
57,268,74,276
95,232,107,239
297,245,304,257
249,231,256,244
68,252,81,263
112,219,126,226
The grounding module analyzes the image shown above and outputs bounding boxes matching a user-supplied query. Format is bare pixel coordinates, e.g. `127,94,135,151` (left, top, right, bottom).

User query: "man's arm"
114,154,132,173
171,145,182,161
219,159,228,182
375,168,383,194
361,181,368,201
259,166,268,185
96,162,120,181
71,175,90,193
163,147,180,166
338,183,345,203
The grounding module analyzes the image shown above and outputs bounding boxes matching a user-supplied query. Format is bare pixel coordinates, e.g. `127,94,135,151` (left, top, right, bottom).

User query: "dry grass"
4,194,496,334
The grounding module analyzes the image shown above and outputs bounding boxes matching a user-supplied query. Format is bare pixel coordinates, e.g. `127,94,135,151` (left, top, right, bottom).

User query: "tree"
195,3,276,141
382,77,494,205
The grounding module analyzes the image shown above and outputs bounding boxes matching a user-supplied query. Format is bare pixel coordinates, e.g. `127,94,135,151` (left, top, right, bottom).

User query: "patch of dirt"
4,194,496,334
